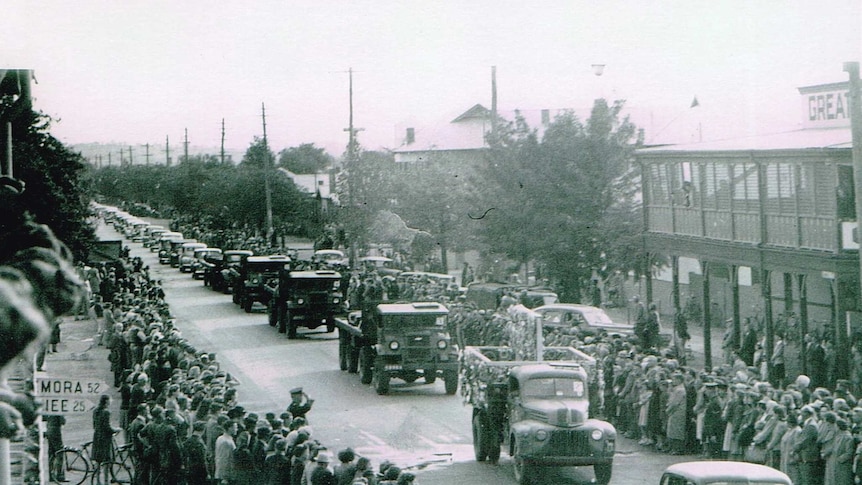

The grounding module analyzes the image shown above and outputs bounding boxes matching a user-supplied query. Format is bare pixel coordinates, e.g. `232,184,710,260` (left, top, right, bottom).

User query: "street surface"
102,220,696,484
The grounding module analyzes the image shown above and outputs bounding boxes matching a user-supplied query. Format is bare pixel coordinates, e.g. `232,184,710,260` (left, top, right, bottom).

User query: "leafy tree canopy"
277,143,334,174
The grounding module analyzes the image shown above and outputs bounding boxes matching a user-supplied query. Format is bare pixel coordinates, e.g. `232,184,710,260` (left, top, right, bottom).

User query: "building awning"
637,127,851,154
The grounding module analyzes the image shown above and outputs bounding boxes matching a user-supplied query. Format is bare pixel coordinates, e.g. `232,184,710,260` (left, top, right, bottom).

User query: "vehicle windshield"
293,279,339,291
226,254,246,263
522,377,585,399
382,314,446,329
579,308,618,327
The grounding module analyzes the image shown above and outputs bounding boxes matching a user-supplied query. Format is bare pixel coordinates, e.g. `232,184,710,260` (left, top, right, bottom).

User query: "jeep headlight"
591,429,603,441
436,340,448,350
333,281,341,289
535,430,548,441
388,340,400,351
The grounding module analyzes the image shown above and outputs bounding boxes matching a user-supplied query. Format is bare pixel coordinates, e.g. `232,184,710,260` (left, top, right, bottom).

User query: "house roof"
637,126,851,154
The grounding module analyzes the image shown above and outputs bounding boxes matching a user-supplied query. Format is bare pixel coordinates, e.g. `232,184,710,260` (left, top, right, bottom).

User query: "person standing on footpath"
181,421,209,485
287,387,315,421
92,394,120,485
46,414,66,482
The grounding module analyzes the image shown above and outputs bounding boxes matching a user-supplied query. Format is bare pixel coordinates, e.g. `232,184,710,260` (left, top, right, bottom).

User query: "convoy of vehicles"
267,269,344,338
461,345,615,485
336,302,459,395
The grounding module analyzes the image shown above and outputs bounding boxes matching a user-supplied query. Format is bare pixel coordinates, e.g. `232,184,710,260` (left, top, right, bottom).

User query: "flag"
690,96,700,108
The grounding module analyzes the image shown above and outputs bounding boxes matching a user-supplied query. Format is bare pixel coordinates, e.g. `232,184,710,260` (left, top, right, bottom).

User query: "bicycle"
52,431,133,485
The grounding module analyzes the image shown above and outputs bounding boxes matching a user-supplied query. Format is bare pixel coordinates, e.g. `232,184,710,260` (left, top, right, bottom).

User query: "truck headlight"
297,298,305,305
535,430,548,441
591,429,603,441
332,298,340,304
436,340,447,350
388,340,400,351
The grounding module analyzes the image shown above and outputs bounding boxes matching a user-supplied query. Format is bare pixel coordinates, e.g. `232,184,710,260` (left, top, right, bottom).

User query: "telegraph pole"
844,61,862,382
183,128,189,164
144,143,151,166
261,103,274,243
342,67,364,266
165,135,170,166
128,146,133,165
221,118,226,165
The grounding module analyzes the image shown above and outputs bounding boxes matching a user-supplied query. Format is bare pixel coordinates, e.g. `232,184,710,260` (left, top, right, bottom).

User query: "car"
659,461,791,485
465,282,559,310
312,249,347,267
533,303,637,338
357,256,401,276
178,242,208,272
191,247,222,279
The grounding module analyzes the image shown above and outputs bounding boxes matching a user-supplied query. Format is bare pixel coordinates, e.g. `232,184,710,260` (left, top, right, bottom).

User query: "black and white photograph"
2,1,861,484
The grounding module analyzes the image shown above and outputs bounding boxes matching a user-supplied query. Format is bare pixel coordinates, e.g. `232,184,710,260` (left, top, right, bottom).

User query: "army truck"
461,345,614,484
205,250,253,293
232,255,290,313
267,269,344,339
336,302,459,395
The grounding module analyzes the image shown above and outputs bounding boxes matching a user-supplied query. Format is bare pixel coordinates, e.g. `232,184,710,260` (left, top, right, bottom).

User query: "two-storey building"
637,80,857,381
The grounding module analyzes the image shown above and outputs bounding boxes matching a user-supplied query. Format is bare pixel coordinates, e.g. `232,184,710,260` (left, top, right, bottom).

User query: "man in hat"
794,405,823,485
835,380,857,407
310,452,335,485
288,387,315,420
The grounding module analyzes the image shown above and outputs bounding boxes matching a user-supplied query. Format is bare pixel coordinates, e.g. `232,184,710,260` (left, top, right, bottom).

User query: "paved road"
93,220,700,484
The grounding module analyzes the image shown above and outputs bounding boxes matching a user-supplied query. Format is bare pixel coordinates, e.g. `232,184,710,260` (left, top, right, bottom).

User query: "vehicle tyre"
512,454,532,485
594,463,613,485
348,346,360,374
443,369,458,395
339,334,349,371
326,315,335,333
374,366,390,395
424,370,437,384
287,310,298,339
472,413,488,462
53,449,89,485
268,303,278,327
486,428,501,463
359,348,373,384
232,289,240,304
243,297,253,313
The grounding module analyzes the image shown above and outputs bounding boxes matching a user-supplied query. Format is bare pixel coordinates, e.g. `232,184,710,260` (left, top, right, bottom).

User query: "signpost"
36,377,108,416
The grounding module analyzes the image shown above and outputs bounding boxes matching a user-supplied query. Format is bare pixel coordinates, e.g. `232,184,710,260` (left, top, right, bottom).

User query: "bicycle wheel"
109,452,133,484
53,449,90,485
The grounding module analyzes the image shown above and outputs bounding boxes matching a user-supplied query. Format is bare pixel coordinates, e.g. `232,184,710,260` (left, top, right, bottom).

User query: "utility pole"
144,143,151,166
261,103,274,243
844,61,862,383
183,128,189,164
128,146,133,165
108,152,112,167
491,66,497,136
118,150,124,166
165,135,171,166
342,67,364,267
221,118,226,165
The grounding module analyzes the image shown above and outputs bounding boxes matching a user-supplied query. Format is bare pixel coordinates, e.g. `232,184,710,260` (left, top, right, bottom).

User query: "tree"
0,103,95,261
277,143,334,174
389,154,476,271
474,99,642,301
334,148,396,258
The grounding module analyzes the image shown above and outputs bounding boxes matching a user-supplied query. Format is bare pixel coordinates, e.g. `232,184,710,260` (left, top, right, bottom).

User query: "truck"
267,269,344,338
232,255,290,313
336,302,459,395
461,345,615,485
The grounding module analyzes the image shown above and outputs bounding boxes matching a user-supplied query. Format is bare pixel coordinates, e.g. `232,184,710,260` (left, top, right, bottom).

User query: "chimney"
406,127,415,144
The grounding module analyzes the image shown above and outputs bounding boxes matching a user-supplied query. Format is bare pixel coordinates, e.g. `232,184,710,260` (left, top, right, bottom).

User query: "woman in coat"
665,375,687,454
92,394,118,485
826,418,855,485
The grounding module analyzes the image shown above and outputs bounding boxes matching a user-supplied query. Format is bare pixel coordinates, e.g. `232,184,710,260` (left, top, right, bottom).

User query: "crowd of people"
75,215,423,485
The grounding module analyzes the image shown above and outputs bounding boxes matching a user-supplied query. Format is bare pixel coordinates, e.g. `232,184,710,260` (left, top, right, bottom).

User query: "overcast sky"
5,0,861,157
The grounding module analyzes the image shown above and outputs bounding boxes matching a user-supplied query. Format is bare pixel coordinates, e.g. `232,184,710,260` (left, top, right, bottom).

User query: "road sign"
39,396,96,416
36,377,109,397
